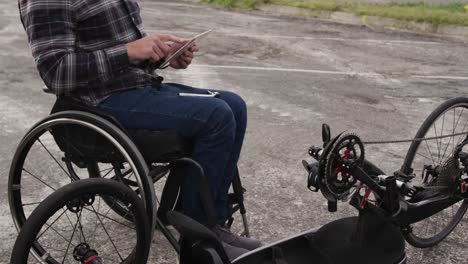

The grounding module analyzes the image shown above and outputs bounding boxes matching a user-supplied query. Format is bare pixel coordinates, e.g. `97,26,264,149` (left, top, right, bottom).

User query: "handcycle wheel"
401,97,468,248
10,178,151,264
8,111,157,243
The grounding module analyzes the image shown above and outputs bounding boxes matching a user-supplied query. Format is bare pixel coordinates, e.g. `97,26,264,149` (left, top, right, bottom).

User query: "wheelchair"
8,95,250,263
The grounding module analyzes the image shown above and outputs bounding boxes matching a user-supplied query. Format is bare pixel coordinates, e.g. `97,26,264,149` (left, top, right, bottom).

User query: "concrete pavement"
0,0,467,263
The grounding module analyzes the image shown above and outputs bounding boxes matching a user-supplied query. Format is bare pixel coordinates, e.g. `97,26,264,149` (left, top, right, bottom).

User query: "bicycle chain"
362,131,468,145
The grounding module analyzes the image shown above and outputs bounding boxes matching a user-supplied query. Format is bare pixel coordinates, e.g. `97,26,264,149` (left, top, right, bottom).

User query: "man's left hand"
169,41,199,69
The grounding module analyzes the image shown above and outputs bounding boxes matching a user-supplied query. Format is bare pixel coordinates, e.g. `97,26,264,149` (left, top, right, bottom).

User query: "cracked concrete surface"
0,0,467,263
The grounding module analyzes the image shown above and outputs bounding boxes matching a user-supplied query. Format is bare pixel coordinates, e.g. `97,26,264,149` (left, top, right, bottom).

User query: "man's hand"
125,34,183,62
169,41,199,69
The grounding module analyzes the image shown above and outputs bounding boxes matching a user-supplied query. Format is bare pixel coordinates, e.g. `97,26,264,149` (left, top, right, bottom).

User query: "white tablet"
159,29,212,69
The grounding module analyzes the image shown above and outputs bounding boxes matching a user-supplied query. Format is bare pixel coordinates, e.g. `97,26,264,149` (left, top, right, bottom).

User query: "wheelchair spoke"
77,210,87,244
100,166,113,173
62,212,80,264
22,168,56,191
21,201,41,207
37,138,73,181
89,204,124,262
63,209,77,233
41,223,77,249
36,209,69,241
90,197,102,244
81,206,134,230
101,168,114,179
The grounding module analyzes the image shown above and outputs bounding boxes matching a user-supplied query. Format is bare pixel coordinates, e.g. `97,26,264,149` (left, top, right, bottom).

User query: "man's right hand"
125,34,184,62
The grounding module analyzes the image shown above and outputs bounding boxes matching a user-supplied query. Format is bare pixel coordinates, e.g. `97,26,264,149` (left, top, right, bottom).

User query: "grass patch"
201,0,468,26
202,0,265,8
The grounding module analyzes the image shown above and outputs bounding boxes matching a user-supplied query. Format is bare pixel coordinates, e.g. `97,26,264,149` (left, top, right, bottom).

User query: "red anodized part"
84,256,101,264
335,147,351,177
360,188,373,209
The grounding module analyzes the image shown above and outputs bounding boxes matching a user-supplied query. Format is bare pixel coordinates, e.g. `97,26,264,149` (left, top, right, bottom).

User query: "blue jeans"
97,83,247,224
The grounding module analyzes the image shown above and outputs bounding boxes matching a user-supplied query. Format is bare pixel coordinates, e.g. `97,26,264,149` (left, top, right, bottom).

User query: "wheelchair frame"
8,97,251,262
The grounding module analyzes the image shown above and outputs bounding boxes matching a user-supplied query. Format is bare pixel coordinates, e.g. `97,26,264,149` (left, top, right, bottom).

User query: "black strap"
151,76,164,91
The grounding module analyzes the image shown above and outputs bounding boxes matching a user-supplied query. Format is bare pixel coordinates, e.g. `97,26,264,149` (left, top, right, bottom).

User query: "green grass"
202,0,468,26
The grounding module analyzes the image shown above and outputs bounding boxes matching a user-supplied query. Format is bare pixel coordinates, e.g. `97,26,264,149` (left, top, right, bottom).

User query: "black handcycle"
164,97,468,263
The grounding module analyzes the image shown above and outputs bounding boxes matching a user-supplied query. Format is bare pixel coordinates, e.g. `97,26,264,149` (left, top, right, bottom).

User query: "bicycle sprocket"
323,133,365,200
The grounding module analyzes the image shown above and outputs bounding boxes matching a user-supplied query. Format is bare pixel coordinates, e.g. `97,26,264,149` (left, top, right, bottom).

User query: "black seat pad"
234,213,405,264
51,97,192,163
307,213,406,264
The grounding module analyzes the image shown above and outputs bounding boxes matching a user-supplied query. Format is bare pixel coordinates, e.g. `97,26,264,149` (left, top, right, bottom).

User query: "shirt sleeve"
20,0,130,95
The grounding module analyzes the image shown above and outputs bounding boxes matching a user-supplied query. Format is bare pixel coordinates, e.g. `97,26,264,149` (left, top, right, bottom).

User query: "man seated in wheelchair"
19,0,261,258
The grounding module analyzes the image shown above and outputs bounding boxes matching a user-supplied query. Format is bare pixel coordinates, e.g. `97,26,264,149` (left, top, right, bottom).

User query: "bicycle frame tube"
398,195,461,225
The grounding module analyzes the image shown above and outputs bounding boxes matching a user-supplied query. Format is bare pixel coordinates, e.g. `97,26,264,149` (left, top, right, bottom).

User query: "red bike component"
360,188,373,209
84,256,102,264
335,148,351,177
461,182,467,194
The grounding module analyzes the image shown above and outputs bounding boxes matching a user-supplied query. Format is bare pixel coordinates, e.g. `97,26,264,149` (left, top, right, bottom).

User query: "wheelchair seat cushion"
50,97,192,164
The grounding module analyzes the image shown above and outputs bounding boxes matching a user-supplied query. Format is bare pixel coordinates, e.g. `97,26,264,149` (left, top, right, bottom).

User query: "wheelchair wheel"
401,97,468,248
8,111,157,239
10,178,151,264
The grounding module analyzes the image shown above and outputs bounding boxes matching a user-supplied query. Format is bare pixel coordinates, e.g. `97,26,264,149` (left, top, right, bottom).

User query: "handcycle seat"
168,210,406,264
50,97,192,164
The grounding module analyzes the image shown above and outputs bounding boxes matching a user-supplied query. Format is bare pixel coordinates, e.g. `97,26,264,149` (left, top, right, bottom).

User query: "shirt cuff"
104,44,130,75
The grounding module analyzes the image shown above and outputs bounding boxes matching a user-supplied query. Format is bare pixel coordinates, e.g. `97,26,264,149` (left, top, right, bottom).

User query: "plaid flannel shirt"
19,0,154,106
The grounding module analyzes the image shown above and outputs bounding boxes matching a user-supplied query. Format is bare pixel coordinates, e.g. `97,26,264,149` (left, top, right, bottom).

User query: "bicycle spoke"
456,119,468,146
423,139,437,166
440,112,453,161
416,151,432,161
440,129,454,165
448,108,464,157
432,122,441,165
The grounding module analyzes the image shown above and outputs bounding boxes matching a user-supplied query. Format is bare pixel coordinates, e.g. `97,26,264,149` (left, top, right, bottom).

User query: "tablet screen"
159,29,212,69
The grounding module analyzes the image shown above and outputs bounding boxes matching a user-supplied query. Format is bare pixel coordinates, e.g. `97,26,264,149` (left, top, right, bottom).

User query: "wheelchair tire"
10,178,151,264
401,97,468,248
8,111,157,241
